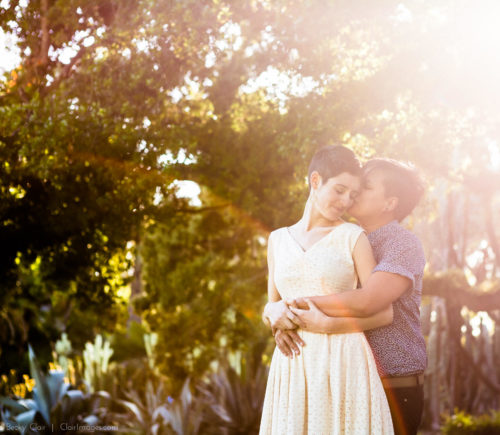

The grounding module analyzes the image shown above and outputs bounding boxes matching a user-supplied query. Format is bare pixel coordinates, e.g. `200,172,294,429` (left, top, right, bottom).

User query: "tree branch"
423,271,500,313
177,204,231,214
449,316,500,394
39,0,50,66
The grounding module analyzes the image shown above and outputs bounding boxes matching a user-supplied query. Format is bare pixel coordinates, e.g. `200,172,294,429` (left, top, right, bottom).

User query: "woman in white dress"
260,145,394,434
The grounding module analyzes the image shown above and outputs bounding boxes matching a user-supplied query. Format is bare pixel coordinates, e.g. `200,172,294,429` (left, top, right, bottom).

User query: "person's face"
348,169,388,221
311,171,361,222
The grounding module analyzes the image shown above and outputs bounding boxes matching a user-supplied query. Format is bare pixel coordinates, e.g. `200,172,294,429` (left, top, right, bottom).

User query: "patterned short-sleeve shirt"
364,220,427,377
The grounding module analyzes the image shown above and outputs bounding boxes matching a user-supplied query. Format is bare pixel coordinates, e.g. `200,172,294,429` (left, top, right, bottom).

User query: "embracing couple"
260,146,426,435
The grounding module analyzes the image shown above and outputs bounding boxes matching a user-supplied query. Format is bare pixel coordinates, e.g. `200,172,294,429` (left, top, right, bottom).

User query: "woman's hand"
264,300,298,330
274,329,305,358
289,298,329,333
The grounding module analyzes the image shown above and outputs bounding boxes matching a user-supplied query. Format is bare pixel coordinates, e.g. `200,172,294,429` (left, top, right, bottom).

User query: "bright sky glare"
0,28,20,73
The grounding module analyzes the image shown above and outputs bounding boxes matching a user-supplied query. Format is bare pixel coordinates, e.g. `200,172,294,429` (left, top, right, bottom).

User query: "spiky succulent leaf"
28,345,52,425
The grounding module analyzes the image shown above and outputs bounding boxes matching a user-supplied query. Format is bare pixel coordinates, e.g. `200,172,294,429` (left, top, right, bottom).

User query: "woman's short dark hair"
308,145,362,190
364,158,425,221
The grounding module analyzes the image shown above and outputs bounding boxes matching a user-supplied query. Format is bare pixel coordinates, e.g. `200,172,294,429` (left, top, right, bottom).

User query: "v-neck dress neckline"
285,222,347,253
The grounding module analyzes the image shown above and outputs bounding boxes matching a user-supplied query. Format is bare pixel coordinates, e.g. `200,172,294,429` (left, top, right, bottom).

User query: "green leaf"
116,399,144,425
14,409,37,428
46,370,65,404
0,396,29,413
28,345,52,425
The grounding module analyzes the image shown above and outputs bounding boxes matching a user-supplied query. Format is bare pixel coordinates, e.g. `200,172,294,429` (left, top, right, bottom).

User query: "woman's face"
311,171,361,222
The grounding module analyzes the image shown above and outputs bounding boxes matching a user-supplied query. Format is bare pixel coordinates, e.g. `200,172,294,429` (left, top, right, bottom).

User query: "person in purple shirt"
263,158,427,435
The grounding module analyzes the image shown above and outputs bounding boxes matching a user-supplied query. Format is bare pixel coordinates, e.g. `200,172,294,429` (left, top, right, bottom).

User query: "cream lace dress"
260,223,393,435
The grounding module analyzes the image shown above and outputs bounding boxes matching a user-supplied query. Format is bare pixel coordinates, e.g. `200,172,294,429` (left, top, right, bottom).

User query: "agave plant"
110,378,169,435
161,379,205,435
197,345,269,435
109,377,206,435
0,346,106,434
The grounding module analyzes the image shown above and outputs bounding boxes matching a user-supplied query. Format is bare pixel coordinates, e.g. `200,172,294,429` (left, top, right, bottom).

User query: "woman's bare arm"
352,232,376,286
263,234,305,356
262,235,297,330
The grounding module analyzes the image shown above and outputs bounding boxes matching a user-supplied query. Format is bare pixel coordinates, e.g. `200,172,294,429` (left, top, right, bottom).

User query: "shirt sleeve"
372,237,425,287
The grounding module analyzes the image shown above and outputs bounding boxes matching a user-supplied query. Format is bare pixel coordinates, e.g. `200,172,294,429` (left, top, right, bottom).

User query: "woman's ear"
310,171,322,190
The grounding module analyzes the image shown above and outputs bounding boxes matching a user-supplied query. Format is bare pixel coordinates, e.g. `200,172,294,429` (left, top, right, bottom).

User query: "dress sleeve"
372,237,425,287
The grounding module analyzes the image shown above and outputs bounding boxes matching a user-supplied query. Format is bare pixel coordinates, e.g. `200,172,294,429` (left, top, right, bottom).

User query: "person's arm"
295,234,412,317
352,231,377,286
262,234,305,356
296,272,410,317
290,299,393,333
262,234,296,331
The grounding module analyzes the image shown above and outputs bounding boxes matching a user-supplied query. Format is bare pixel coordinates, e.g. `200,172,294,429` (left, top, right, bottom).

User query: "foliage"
82,334,113,393
110,378,207,435
111,378,177,435
105,346,270,435
0,371,35,400
0,346,106,434
137,206,270,389
45,331,195,433
163,379,205,435
6,335,269,435
143,332,159,373
442,410,500,434
197,345,269,434
53,333,72,379
109,321,148,364
0,0,195,369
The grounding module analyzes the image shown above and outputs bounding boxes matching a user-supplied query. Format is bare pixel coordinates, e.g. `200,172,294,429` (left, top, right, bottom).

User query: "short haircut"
308,145,362,190
364,158,425,221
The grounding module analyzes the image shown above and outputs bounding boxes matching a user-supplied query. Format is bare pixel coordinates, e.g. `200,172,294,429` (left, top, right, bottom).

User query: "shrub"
0,346,108,434
442,409,500,434
197,344,269,434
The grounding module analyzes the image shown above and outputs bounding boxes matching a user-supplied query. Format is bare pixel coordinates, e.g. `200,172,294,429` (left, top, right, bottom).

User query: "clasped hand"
266,298,326,331
265,299,296,331
266,298,329,358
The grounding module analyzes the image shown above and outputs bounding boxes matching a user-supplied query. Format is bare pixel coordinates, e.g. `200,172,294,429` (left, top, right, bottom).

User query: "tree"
0,0,220,369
